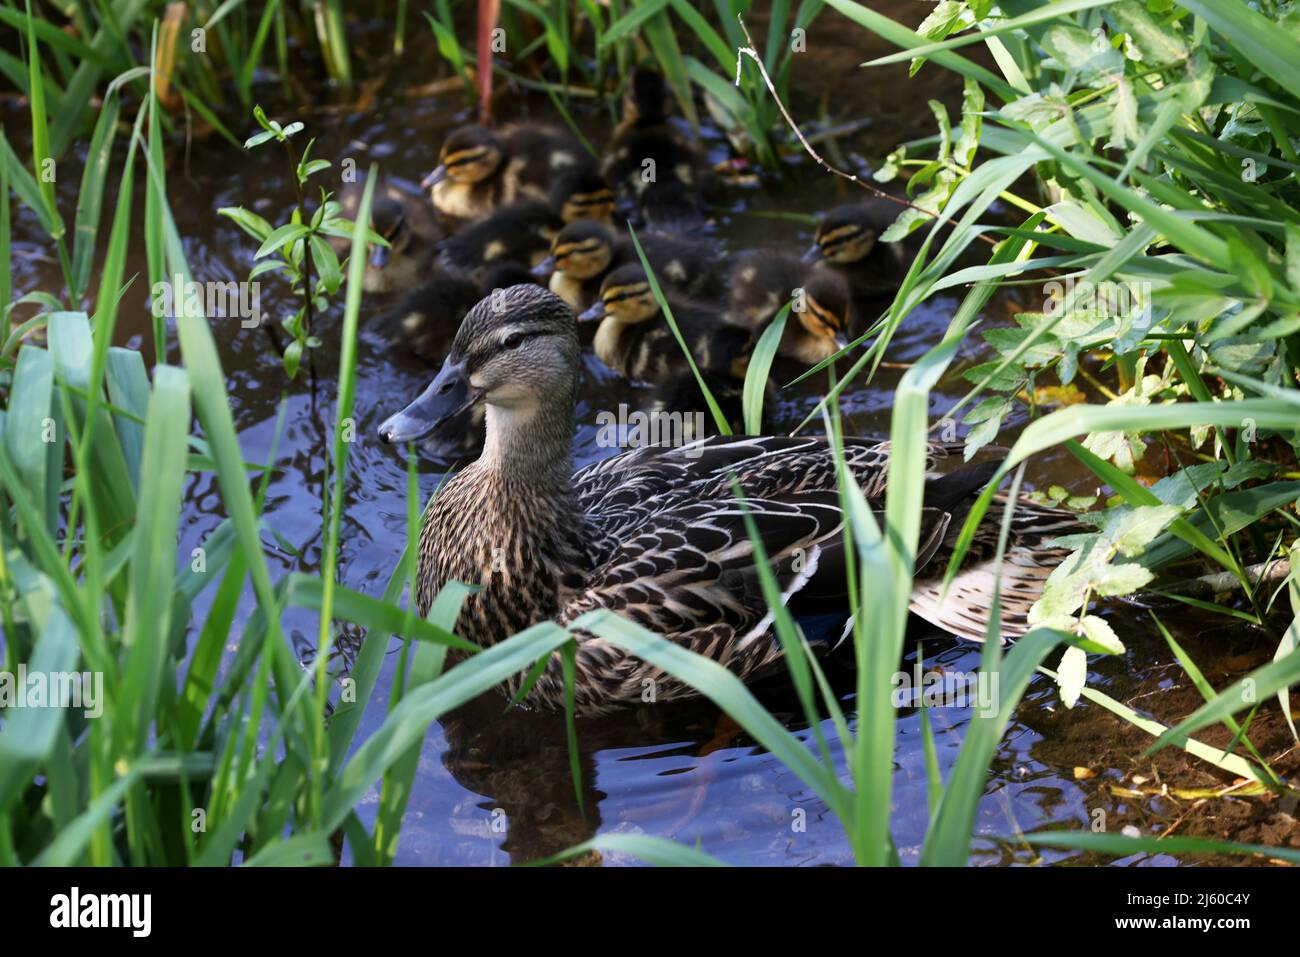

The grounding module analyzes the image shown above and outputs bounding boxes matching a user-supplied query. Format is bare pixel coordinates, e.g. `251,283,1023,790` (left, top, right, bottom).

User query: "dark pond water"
6,6,1293,866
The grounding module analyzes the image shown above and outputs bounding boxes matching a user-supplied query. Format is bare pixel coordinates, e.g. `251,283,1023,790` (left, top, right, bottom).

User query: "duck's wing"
908,494,1088,642
574,434,962,541
556,485,963,704
559,491,845,685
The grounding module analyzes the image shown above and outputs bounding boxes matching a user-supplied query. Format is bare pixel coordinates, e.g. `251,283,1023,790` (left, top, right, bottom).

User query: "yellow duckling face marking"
596,274,658,326
790,290,850,364
549,222,616,281
799,295,846,342
432,127,505,186
558,188,615,224
788,268,852,362
442,144,503,184
553,238,613,280
815,223,877,264
814,204,884,265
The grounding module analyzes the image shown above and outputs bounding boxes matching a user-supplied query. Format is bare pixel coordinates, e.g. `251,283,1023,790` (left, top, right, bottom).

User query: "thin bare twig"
734,14,998,247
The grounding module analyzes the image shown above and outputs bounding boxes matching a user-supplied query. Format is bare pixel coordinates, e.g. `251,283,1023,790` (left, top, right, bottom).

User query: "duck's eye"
502,332,526,350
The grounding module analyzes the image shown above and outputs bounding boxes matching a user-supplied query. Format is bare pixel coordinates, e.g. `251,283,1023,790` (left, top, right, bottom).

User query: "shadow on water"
6,2,1296,866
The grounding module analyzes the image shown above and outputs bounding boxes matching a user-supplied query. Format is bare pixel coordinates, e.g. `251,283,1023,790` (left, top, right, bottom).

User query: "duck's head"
538,221,615,281
378,285,579,444
797,269,852,353
366,196,411,272
550,167,615,224
812,204,880,265
422,126,504,192
622,66,669,125
577,263,658,325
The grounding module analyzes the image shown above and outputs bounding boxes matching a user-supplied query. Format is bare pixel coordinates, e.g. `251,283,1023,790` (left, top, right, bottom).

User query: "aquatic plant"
219,107,367,378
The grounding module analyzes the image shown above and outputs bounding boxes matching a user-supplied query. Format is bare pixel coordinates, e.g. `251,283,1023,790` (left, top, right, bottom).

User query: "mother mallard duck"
378,285,1080,714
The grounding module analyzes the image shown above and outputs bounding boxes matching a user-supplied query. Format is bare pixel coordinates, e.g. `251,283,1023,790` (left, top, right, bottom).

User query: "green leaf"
742,305,788,434
218,206,275,243
1057,645,1088,709
256,223,309,259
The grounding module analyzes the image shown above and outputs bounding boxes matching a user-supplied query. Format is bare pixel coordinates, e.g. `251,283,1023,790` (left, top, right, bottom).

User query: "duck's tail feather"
907,496,1084,643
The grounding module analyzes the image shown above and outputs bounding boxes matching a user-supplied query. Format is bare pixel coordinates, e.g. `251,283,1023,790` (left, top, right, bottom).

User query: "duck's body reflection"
432,631,862,864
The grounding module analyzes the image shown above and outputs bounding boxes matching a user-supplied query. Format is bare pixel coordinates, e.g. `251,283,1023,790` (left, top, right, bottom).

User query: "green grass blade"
741,304,787,434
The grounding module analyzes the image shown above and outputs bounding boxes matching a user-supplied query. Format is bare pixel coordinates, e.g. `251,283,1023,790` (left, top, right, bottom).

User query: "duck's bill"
531,256,556,278
368,243,390,268
802,243,824,263
420,165,448,190
577,301,606,323
833,331,850,351
378,359,482,444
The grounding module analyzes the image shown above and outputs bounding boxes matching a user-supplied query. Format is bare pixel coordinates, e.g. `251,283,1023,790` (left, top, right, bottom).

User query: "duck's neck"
418,389,584,633
478,396,575,486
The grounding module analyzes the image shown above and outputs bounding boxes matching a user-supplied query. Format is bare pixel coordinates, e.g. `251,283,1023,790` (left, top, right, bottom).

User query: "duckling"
373,271,481,362
578,263,752,383
810,198,914,308
601,67,711,228
642,369,757,438
726,250,853,365
549,165,615,227
375,284,1089,714
422,123,591,221
350,193,442,296
433,167,617,281
536,221,616,311
537,221,723,312
435,201,560,282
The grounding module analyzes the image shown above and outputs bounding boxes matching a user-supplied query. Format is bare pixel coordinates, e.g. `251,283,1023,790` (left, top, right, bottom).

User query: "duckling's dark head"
579,263,659,325
366,196,410,271
423,125,504,190
798,268,852,351
550,167,614,224
814,203,881,265
623,66,669,125
479,262,540,295
378,285,579,444
547,221,615,280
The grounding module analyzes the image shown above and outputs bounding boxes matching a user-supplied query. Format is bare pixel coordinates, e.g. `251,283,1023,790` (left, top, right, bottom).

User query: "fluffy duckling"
578,263,751,383
601,67,711,227
423,123,591,220
549,165,615,227
726,251,853,365
373,271,480,363
810,199,914,304
536,221,721,312
642,368,764,438
433,169,615,282
351,193,441,295
435,201,560,282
